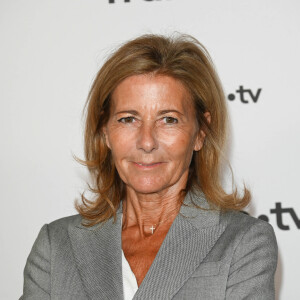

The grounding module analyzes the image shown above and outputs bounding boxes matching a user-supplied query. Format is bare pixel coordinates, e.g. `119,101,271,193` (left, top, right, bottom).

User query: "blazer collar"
179,190,221,228
68,191,225,300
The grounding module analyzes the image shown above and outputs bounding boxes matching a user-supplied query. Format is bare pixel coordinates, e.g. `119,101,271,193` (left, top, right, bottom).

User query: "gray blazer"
20,193,277,300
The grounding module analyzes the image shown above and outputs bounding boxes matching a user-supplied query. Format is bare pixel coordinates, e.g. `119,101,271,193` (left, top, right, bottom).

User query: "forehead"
110,74,194,112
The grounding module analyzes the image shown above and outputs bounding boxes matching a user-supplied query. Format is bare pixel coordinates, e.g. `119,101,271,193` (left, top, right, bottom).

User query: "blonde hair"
76,34,250,226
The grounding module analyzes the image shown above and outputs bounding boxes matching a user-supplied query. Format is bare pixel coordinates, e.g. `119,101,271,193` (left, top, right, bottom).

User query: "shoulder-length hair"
76,34,250,226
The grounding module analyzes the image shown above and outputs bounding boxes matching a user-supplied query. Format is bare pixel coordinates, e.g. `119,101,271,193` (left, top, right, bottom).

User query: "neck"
122,187,185,237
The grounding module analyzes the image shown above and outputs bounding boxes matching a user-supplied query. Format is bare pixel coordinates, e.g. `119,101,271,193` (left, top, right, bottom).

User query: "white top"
122,249,139,300
121,214,139,300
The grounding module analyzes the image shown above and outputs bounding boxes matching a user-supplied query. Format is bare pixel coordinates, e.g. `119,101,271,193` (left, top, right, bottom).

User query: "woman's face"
104,74,205,195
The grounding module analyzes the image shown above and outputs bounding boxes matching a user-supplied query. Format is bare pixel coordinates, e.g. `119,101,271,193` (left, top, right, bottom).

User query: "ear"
193,112,211,152
102,126,111,149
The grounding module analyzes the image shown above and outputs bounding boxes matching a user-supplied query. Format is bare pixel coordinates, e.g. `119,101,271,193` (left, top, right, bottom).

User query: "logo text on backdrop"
228,86,262,103
258,202,300,230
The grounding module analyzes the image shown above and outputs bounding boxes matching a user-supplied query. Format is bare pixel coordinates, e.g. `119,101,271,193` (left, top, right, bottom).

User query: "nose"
136,123,158,153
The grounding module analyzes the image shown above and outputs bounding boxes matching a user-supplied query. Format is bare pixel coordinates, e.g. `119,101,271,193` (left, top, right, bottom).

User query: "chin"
128,178,167,195
131,187,165,195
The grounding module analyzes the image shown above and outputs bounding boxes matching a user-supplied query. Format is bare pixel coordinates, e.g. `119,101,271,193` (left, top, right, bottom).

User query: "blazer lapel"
133,192,226,300
68,209,123,300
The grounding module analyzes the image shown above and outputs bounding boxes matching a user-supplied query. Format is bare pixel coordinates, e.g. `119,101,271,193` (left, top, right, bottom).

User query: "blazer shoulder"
221,211,278,299
218,210,277,254
221,209,275,233
46,214,83,237
21,214,85,299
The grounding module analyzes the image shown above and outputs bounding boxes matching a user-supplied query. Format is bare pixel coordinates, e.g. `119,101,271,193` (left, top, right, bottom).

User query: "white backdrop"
1,1,299,299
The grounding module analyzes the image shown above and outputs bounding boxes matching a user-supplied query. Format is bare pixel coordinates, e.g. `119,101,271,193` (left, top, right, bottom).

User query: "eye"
118,116,136,123
163,116,178,124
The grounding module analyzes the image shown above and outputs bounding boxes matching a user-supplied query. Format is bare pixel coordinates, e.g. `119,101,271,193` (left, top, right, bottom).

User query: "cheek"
107,128,135,158
160,130,196,162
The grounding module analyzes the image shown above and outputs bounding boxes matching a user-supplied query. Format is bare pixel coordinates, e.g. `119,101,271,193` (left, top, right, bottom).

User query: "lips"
133,162,164,169
136,162,159,166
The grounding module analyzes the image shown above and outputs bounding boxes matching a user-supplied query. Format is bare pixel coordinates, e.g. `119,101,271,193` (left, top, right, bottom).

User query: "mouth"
132,162,164,169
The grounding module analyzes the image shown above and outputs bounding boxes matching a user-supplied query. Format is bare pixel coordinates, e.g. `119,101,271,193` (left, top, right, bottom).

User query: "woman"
21,34,277,300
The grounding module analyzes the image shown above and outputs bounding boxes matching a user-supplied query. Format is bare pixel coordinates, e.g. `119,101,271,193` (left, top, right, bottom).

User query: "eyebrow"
115,110,139,116
114,109,184,116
